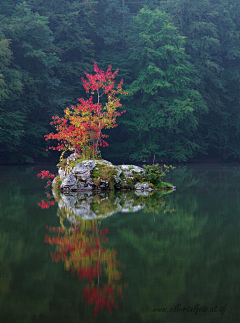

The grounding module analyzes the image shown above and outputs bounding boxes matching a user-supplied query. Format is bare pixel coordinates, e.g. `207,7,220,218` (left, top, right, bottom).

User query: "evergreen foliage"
117,8,207,161
0,0,239,163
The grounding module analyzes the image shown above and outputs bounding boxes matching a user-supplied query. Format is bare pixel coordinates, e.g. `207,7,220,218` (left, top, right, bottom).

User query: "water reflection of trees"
3,165,240,322
45,220,127,316
42,190,172,316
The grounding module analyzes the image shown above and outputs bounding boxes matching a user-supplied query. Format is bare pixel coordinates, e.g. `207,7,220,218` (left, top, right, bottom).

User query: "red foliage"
45,62,128,159
37,199,56,209
37,170,56,189
37,170,55,180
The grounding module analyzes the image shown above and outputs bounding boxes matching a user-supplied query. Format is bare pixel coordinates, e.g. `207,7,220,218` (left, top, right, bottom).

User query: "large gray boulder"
72,164,91,181
60,174,77,191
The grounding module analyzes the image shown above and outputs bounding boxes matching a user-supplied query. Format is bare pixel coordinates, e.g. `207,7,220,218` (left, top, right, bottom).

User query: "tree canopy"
0,0,239,163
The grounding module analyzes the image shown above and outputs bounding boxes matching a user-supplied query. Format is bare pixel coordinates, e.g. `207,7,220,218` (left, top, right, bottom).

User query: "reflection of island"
45,220,127,316
41,190,173,316
53,190,172,222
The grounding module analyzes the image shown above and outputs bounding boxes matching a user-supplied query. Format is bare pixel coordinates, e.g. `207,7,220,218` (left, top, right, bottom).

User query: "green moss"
67,158,85,170
132,172,144,181
126,177,135,189
109,181,115,190
54,176,62,189
91,163,117,190
120,171,126,181
120,170,142,190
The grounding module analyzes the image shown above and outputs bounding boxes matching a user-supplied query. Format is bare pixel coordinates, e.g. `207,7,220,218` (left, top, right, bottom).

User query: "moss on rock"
53,154,174,192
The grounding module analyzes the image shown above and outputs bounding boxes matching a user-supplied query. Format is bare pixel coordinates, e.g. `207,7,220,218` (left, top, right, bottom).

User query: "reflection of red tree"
37,200,55,209
45,221,127,316
37,193,58,209
82,284,122,316
37,170,55,187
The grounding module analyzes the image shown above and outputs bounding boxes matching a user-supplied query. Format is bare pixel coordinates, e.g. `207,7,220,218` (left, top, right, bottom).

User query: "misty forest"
1,1,240,323
0,0,239,164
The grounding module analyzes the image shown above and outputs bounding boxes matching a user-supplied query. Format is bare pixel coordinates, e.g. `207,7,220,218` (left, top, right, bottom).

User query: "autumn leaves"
45,63,127,160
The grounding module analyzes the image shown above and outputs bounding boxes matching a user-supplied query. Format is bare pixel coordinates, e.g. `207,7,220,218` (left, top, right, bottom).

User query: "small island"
39,63,174,191
52,153,174,192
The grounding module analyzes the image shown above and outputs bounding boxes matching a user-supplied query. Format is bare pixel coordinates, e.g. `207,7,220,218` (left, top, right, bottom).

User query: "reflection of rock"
135,183,153,191
134,190,152,197
54,190,172,222
57,192,143,221
61,193,77,208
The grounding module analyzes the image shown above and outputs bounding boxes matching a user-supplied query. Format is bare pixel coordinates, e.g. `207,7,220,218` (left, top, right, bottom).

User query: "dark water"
1,164,240,323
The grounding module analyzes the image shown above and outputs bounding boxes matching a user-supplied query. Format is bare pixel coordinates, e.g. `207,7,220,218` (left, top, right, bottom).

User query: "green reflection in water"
0,165,240,322
42,189,173,317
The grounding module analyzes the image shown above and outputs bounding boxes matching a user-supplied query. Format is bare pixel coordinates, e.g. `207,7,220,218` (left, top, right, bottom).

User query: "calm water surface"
0,164,240,323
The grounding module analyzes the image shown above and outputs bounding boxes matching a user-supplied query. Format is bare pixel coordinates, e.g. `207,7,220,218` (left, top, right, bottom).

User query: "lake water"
0,164,240,323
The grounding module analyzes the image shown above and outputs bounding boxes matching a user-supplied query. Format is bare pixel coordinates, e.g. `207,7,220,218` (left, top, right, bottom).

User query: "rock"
54,158,172,192
72,164,91,181
135,183,153,191
97,180,109,190
119,165,144,181
82,160,96,171
86,178,94,186
113,166,122,188
115,166,122,177
60,174,77,191
77,181,94,190
120,165,144,173
78,181,86,190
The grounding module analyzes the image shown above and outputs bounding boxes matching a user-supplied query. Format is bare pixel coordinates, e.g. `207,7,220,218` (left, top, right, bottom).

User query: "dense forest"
0,0,239,164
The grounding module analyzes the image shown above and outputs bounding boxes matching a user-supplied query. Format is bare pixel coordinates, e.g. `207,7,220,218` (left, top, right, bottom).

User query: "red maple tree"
45,62,127,159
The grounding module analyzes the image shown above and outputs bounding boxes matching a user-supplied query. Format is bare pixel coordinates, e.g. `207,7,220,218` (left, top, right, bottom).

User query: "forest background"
0,0,239,164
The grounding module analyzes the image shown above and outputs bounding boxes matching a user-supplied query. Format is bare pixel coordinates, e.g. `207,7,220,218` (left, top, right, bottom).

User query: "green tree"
29,0,96,100
0,0,96,163
210,0,240,159
1,2,60,162
93,0,130,80
163,0,240,160
115,8,207,162
0,34,24,155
